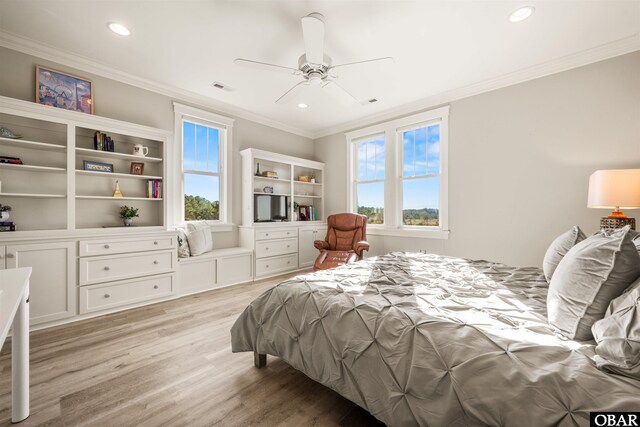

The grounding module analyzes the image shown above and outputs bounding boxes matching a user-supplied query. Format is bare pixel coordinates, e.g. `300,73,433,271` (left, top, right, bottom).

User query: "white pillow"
176,227,191,258
186,221,213,256
542,226,585,282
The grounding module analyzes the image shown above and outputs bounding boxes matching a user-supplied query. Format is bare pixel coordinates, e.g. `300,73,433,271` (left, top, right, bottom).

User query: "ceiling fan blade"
301,13,325,65
276,81,310,104
321,80,359,106
234,58,302,76
329,57,395,72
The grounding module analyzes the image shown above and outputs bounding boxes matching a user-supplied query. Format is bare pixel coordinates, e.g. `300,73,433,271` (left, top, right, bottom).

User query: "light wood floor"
0,273,383,427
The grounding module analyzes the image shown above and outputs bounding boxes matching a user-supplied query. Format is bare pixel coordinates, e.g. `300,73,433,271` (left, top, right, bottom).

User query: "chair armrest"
314,240,330,251
354,241,370,256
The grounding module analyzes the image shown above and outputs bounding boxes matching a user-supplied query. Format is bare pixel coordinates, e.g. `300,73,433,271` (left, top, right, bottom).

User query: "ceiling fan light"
509,6,535,22
298,103,308,109
107,22,131,36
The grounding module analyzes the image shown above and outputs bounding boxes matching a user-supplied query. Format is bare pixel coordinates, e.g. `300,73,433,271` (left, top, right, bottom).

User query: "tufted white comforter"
231,252,640,426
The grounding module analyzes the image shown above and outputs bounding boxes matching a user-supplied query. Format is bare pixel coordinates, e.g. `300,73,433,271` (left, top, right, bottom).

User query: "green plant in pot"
119,205,139,227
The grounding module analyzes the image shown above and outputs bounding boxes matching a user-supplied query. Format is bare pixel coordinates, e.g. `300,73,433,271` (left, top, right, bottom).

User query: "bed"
231,252,640,426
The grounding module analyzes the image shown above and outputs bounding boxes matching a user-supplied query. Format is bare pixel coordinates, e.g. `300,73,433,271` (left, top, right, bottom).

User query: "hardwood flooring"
0,273,383,427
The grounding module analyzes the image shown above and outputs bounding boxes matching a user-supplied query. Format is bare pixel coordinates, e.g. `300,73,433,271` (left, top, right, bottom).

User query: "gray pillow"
176,228,191,258
592,278,640,379
547,225,640,340
542,226,586,282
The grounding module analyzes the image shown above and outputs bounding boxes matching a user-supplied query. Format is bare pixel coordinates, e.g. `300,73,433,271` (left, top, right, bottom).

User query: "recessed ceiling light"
107,22,131,36
297,103,308,109
509,6,535,22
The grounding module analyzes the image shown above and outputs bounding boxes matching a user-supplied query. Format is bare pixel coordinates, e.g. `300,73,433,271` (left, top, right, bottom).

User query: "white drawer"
255,253,298,277
79,250,176,286
255,238,297,259
79,273,175,314
80,235,176,256
256,228,298,241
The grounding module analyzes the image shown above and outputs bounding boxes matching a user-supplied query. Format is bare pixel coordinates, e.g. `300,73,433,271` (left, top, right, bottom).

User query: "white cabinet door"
298,227,327,268
6,241,76,325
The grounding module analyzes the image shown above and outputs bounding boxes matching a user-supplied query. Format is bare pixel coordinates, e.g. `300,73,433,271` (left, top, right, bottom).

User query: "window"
354,135,385,224
173,103,234,226
347,106,449,238
183,120,221,220
400,123,441,227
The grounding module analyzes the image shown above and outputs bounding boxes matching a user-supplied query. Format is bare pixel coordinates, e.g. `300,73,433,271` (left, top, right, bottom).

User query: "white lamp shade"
588,169,640,209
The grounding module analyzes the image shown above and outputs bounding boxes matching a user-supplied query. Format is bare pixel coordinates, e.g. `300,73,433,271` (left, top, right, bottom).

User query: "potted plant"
0,204,12,222
119,205,139,226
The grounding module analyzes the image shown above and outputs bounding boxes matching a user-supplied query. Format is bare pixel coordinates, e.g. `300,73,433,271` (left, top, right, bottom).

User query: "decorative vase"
123,218,133,227
0,211,9,222
255,162,261,176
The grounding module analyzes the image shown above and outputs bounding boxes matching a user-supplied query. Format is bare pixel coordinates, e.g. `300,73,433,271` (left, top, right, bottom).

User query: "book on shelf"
94,131,115,152
0,156,23,164
297,205,317,221
0,221,16,231
146,179,162,198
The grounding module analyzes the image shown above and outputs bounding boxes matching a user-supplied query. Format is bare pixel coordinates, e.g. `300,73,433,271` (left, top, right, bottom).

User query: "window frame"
351,132,386,225
173,102,234,231
346,106,449,239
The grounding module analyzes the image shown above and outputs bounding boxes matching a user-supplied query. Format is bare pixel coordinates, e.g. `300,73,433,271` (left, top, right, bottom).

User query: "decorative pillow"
542,226,586,282
592,278,640,379
176,227,191,258
186,221,213,256
547,225,640,340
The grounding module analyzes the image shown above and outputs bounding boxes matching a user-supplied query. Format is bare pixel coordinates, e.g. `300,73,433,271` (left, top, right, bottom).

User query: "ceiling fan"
234,12,393,106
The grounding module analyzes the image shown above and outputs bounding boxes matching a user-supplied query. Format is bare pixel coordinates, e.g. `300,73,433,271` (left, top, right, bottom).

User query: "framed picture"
36,65,94,114
83,160,113,173
130,162,145,175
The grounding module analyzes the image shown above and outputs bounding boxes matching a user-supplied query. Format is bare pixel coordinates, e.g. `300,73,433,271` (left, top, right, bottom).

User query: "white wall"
0,46,315,248
315,51,640,267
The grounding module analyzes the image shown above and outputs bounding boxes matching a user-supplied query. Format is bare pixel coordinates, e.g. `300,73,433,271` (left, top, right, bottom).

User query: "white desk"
0,267,31,423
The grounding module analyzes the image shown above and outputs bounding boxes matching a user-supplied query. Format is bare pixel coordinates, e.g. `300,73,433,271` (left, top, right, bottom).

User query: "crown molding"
312,33,640,139
0,29,315,139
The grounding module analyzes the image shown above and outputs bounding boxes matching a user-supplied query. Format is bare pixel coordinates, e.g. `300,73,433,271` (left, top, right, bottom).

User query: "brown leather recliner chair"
313,213,370,271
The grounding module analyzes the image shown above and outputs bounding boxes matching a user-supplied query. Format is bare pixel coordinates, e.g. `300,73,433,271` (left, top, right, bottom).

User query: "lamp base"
600,216,636,231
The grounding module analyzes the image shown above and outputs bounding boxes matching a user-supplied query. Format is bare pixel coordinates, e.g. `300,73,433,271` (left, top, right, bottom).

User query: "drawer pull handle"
6,253,14,259
287,261,291,264
104,266,110,271
154,241,158,245
104,294,111,298
287,232,290,235
265,233,269,237
104,244,110,249
153,260,159,265
265,247,269,250
153,285,159,289
266,265,269,268
287,245,290,248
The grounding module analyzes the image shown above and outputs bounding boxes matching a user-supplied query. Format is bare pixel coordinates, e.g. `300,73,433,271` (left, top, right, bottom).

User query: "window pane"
427,124,440,174
184,173,220,220
356,140,368,181
183,121,195,170
403,130,414,177
356,136,384,181
415,127,427,176
357,181,384,224
403,177,439,226
195,124,208,171
207,127,219,173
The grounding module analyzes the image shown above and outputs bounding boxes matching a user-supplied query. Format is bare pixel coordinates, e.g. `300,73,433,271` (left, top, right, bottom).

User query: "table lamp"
588,169,640,230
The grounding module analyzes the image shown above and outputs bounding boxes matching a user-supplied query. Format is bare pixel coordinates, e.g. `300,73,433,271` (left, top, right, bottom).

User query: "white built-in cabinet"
239,149,327,278
3,241,76,325
298,225,327,268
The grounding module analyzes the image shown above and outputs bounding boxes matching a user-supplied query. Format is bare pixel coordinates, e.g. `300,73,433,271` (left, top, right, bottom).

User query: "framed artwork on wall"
36,65,94,114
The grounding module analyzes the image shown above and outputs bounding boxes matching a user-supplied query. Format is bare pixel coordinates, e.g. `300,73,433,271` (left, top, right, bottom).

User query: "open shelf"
0,137,66,152
254,192,291,197
294,180,322,186
76,196,163,201
0,192,66,198
75,148,163,162
294,195,322,198
254,176,291,183
0,163,66,173
76,170,163,180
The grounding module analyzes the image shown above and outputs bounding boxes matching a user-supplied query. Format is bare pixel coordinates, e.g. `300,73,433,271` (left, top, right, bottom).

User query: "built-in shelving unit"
0,95,170,233
240,148,324,226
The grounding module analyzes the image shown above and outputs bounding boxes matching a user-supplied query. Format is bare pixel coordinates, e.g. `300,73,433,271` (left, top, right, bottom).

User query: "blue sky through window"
183,120,220,204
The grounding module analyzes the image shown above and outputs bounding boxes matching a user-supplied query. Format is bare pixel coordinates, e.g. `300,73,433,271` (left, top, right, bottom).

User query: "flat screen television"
254,194,289,222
